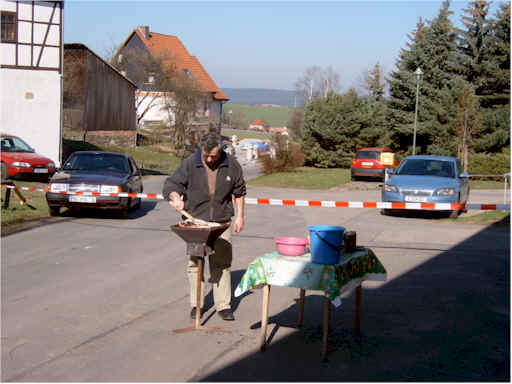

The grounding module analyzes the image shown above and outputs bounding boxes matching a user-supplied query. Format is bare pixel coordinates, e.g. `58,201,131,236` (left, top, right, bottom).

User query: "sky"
64,0,503,92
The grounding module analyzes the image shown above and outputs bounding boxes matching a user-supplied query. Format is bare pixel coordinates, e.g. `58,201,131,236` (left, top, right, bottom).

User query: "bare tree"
454,82,481,172
295,65,341,106
110,47,177,130
160,64,204,158
320,66,341,98
295,65,322,106
110,46,206,156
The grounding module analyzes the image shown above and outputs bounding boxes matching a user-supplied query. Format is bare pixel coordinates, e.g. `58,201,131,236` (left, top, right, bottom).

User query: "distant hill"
221,88,298,107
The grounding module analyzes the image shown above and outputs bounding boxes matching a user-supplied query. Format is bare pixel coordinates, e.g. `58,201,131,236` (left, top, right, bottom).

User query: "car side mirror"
459,172,469,178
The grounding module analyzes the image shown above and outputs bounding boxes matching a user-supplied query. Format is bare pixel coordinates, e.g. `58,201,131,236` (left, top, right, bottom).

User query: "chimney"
138,26,150,40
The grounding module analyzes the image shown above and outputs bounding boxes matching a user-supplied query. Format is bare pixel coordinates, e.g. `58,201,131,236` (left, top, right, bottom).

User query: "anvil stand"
170,222,231,334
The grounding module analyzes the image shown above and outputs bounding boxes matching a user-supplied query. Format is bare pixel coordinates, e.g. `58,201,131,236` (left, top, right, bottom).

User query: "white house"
1,0,63,165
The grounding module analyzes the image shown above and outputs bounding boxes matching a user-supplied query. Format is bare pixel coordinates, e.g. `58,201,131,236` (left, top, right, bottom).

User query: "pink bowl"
275,237,308,256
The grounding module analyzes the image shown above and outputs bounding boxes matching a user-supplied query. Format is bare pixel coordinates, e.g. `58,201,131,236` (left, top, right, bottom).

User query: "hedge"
468,150,510,176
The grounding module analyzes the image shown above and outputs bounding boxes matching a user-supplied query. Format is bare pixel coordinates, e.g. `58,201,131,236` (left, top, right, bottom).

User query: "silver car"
381,155,470,218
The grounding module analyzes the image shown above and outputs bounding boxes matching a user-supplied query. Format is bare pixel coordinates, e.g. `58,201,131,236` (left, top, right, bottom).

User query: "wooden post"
2,186,11,209
195,256,204,329
13,188,27,205
322,294,331,361
355,285,362,337
298,288,305,328
260,285,270,351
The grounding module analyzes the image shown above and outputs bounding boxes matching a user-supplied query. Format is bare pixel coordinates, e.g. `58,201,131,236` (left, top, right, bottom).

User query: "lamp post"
412,67,423,155
228,109,232,129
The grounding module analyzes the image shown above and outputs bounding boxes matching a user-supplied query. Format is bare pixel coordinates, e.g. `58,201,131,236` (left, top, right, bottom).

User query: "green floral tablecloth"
234,248,387,306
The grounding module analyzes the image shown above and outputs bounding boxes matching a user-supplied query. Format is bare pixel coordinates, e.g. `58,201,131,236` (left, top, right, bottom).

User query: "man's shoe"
190,307,204,319
218,309,235,321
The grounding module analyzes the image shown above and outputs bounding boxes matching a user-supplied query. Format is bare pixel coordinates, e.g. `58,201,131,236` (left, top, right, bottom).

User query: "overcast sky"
64,0,502,91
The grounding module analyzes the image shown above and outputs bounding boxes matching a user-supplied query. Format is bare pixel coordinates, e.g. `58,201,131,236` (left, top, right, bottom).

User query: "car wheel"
119,206,129,219
133,197,141,210
49,206,60,216
119,198,130,219
448,210,460,219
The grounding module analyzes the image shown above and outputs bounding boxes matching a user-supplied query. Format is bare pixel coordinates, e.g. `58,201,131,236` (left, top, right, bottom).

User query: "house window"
1,12,17,43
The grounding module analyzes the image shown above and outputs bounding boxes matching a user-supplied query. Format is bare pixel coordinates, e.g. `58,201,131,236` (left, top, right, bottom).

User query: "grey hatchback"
381,155,470,218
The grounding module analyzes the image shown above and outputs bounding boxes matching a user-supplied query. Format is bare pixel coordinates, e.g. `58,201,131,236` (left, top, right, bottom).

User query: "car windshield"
397,159,455,178
1,136,35,153
63,153,129,173
355,151,380,160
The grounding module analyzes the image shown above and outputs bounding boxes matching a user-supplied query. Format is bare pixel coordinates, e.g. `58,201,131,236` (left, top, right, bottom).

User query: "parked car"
1,133,56,180
381,155,470,218
350,147,399,181
46,151,143,218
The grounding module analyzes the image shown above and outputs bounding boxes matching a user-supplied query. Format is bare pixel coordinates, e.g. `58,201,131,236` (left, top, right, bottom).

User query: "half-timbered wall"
1,0,63,165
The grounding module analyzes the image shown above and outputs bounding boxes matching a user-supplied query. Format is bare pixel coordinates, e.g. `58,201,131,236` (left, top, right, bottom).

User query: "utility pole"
412,67,423,155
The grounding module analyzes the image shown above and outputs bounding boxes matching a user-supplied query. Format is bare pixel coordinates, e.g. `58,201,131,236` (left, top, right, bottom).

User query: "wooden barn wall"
84,50,136,134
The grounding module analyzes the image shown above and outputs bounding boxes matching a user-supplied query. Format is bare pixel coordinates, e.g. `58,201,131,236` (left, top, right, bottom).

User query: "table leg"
355,285,362,337
298,288,305,328
322,293,330,361
260,285,271,351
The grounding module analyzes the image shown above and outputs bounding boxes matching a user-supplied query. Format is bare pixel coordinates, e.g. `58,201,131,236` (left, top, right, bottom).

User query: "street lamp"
412,67,423,155
228,109,233,129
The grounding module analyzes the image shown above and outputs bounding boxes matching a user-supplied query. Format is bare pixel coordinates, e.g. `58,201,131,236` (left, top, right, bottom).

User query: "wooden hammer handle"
180,209,196,222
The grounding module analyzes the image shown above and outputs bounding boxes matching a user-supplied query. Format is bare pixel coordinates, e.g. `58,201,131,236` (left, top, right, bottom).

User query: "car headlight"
384,184,398,193
436,188,456,196
11,161,31,168
50,183,68,192
47,162,55,168
100,185,121,194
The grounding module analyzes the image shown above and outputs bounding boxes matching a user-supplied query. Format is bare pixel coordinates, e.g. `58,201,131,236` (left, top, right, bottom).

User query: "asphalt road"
1,175,509,381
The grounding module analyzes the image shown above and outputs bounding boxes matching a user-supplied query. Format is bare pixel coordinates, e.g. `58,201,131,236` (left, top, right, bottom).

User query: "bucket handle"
312,231,343,252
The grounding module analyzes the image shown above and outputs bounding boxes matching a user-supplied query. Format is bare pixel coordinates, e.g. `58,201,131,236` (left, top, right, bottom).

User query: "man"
163,132,246,321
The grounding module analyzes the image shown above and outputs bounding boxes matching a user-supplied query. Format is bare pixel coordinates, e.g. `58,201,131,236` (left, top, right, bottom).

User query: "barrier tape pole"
1,184,509,211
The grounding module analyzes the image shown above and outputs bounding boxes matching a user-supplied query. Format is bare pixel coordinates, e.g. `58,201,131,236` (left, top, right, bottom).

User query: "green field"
225,103,294,127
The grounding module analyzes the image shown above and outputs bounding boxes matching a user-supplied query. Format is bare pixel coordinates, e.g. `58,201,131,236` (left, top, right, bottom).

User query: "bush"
259,136,305,174
468,149,510,176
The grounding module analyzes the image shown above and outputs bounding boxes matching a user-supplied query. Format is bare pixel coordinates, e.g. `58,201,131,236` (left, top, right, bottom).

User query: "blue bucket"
308,225,345,265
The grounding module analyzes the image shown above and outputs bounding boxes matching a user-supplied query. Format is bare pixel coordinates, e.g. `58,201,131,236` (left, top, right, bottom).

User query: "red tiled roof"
250,120,268,126
129,28,228,101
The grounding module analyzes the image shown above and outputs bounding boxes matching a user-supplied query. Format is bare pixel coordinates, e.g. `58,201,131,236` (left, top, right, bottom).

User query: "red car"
350,147,399,181
1,133,56,180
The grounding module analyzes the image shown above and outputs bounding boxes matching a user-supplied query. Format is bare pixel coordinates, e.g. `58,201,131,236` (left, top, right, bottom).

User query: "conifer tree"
387,1,463,155
387,18,428,153
363,62,386,101
457,1,510,153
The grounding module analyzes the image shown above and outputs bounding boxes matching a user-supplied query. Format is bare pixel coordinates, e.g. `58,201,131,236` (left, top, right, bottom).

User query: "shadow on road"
199,218,510,382
58,200,158,220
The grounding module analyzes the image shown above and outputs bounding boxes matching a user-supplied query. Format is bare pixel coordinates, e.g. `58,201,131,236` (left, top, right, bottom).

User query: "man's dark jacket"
162,149,246,222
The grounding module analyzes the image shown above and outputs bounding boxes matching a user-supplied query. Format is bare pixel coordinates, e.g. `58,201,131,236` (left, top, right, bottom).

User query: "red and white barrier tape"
244,197,509,211
0,184,164,200
2,184,509,211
